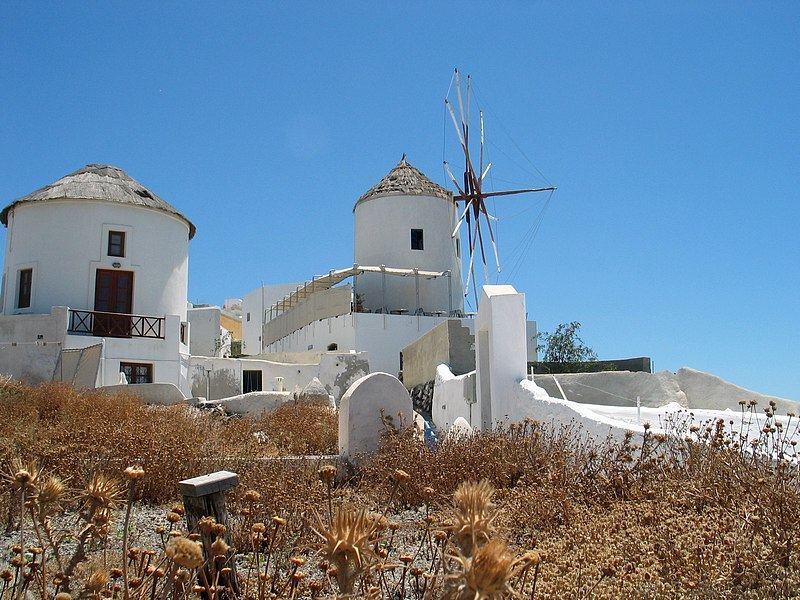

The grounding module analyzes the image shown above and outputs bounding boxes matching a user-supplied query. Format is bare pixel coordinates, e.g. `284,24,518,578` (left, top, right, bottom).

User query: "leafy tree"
537,321,597,363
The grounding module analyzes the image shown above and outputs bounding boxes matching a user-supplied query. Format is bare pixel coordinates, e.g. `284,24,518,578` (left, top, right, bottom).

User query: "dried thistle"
445,539,517,600
165,536,205,569
312,506,378,593
449,480,498,556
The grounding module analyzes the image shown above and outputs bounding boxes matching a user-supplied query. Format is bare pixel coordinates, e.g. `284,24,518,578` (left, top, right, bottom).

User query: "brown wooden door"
94,270,133,336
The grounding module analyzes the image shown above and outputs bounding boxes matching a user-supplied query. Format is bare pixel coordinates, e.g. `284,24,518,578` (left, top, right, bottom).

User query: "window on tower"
108,231,126,257
411,229,424,250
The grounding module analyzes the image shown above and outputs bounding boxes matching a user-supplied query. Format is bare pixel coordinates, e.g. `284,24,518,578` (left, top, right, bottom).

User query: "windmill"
443,68,556,307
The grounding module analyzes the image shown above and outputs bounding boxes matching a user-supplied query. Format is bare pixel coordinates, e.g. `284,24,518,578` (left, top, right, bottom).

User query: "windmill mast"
444,68,556,307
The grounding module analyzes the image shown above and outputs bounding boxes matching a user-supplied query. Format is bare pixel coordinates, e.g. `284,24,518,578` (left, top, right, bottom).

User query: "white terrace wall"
189,352,368,402
263,285,352,347
65,313,188,392
0,307,67,383
265,312,466,377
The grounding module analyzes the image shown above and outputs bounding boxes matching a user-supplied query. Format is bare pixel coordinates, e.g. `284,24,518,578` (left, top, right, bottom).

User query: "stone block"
338,372,412,459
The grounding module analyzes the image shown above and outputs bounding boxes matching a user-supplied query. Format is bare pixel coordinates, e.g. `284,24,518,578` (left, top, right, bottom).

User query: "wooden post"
179,471,240,594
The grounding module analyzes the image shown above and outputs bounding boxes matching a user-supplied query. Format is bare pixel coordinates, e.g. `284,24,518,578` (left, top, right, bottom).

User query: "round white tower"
353,156,464,314
1,164,194,319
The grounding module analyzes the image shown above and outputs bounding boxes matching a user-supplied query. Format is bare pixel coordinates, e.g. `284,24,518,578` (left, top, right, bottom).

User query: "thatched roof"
355,155,452,210
1,164,196,239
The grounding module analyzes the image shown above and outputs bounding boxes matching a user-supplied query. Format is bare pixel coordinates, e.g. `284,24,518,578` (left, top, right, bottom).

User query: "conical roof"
1,164,196,239
355,155,452,210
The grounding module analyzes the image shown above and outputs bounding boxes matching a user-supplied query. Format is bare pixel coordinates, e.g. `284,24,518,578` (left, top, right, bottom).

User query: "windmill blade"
443,161,466,197
454,69,466,133
452,201,473,238
479,110,485,178
480,162,492,181
463,214,479,295
453,186,556,201
466,75,472,135
445,100,467,150
475,217,489,276
481,205,502,273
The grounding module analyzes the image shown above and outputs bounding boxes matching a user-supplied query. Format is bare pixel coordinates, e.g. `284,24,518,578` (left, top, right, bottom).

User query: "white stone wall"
241,283,301,355
3,200,189,319
264,312,469,377
431,364,477,431
475,285,531,429
354,193,463,314
188,351,368,402
64,313,188,392
187,306,224,357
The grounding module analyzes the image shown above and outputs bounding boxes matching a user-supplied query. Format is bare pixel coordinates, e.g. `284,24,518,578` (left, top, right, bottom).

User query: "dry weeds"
1,382,799,598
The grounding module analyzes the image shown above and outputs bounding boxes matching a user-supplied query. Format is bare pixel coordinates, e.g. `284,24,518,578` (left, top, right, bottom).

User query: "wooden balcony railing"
68,309,165,339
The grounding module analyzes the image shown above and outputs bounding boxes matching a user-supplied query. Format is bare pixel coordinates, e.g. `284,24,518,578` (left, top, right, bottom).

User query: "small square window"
411,228,424,250
17,268,32,309
108,231,126,257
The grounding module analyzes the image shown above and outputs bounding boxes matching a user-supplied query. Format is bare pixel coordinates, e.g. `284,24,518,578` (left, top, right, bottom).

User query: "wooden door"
94,270,133,336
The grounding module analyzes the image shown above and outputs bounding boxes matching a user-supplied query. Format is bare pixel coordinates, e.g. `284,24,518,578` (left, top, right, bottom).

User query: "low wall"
201,390,292,415
401,320,475,388
263,285,352,347
99,382,187,405
431,364,477,432
189,352,368,402
0,307,68,384
533,368,799,412
534,371,685,408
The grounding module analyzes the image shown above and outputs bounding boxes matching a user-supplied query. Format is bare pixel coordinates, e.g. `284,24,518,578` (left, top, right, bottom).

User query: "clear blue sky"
1,2,797,399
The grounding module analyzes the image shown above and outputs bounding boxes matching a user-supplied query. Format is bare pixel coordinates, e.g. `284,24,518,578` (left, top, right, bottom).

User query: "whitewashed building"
243,157,538,376
0,164,194,392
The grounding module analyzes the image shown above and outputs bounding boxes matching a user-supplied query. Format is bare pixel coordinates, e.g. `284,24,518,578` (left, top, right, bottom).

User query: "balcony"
67,309,165,339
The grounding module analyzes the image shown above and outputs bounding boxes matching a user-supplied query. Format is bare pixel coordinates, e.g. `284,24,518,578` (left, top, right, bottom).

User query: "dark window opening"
246,312,251,322
411,229,424,250
456,238,460,258
17,268,32,309
108,231,126,257
243,370,262,393
327,343,338,351
120,362,152,384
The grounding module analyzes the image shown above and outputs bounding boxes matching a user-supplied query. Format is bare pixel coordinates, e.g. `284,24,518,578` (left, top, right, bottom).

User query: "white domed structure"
0,164,195,391
353,156,464,314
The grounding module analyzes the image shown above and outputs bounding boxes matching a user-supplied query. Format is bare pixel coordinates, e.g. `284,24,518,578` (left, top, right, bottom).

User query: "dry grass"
1,382,799,598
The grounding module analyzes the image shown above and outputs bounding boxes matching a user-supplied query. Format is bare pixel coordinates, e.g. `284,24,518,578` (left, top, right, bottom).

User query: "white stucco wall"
187,306,224,357
432,364,477,431
0,307,68,383
189,351,369,402
264,312,473,377
3,200,189,319
242,282,301,356
64,313,189,393
354,193,464,314
475,285,530,429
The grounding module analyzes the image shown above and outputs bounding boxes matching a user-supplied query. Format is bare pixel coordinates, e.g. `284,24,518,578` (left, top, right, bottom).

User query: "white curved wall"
354,194,464,314
2,199,189,319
